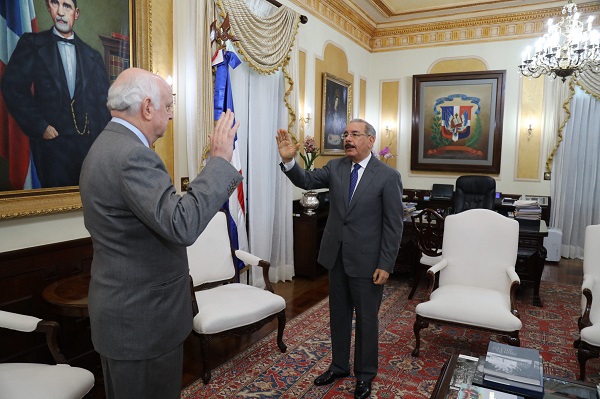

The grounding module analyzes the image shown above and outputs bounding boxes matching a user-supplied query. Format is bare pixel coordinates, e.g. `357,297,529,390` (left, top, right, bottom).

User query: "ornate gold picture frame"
321,73,351,156
0,0,151,220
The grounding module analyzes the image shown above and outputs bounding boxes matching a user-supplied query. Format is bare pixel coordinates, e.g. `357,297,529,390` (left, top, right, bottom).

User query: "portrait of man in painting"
0,0,130,191
321,73,350,155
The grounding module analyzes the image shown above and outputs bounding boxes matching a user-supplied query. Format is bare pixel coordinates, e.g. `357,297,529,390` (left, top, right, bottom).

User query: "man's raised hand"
275,129,300,163
210,109,239,162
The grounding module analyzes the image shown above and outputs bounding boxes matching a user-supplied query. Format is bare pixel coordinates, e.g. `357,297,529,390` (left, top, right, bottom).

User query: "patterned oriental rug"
181,278,600,399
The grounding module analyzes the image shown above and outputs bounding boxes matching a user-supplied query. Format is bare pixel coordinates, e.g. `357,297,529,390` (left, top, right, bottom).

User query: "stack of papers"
403,202,417,215
513,200,541,220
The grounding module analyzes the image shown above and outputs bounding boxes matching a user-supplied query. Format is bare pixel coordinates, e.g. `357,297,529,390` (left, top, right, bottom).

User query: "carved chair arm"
582,274,594,293
580,287,593,329
235,250,274,293
0,310,68,364
425,258,447,300
35,320,69,364
189,275,199,317
506,267,521,318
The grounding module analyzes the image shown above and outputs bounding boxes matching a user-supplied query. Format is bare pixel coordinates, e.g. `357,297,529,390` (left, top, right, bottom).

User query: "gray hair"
107,73,162,115
349,118,376,138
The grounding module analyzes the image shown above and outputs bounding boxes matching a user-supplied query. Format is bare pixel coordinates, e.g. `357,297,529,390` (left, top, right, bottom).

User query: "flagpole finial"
210,14,239,50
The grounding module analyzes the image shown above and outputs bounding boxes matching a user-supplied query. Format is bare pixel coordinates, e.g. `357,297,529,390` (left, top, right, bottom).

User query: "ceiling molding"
292,0,600,53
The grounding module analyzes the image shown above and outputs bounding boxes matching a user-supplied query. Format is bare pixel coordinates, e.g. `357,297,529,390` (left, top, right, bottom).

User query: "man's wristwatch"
279,162,287,172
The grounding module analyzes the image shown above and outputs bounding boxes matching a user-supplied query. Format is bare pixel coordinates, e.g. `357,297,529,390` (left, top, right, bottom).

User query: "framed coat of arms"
411,70,506,174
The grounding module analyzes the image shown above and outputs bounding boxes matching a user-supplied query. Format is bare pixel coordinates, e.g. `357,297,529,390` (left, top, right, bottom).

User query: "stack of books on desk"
403,202,418,216
513,200,542,221
475,341,544,399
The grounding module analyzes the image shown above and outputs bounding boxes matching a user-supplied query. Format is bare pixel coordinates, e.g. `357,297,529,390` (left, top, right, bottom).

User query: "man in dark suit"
276,119,403,398
1,0,111,188
79,68,242,399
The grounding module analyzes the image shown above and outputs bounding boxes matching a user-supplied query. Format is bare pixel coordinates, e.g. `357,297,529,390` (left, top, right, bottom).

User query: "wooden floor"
89,257,583,398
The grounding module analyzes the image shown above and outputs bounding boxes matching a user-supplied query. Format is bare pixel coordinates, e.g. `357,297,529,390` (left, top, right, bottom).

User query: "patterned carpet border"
181,279,599,399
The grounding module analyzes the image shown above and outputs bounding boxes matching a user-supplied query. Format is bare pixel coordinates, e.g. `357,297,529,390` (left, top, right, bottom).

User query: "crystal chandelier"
518,0,600,82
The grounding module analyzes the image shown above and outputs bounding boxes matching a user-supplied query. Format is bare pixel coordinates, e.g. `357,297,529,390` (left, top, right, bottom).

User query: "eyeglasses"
341,132,371,139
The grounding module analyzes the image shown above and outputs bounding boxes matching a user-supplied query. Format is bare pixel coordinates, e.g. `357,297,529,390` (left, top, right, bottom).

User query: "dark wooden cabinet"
0,239,95,366
292,200,327,279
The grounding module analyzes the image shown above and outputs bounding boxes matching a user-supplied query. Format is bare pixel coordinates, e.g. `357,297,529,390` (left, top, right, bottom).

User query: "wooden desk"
42,273,90,318
516,220,548,307
292,200,327,279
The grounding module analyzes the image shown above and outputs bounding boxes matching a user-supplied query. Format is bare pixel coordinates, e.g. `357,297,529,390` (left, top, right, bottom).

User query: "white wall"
367,39,552,196
0,5,550,252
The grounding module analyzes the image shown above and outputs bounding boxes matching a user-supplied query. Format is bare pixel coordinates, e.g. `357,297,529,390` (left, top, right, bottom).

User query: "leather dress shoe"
354,380,372,399
313,370,350,386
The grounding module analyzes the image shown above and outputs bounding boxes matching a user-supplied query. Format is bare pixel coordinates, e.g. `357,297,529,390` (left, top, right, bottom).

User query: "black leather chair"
453,175,496,213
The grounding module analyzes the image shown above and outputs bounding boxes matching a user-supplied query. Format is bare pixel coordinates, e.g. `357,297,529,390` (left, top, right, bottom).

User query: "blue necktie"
348,163,361,204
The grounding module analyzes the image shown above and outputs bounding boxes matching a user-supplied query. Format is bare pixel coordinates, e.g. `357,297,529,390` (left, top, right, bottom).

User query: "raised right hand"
275,129,300,163
210,109,239,162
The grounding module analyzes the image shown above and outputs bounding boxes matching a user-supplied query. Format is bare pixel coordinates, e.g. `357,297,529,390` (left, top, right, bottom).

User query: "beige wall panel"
516,78,544,180
380,81,399,169
150,0,174,181
360,79,366,119
314,43,353,168
430,59,487,74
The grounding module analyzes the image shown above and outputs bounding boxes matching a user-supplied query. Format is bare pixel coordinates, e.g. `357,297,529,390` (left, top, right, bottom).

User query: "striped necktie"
348,163,361,204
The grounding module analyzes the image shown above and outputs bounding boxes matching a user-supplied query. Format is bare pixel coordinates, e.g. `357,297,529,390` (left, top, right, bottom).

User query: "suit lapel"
74,33,90,96
39,30,68,97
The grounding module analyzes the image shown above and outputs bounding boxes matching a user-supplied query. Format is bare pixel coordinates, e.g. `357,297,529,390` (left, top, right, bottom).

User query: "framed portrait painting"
411,70,506,174
0,0,146,220
321,72,351,156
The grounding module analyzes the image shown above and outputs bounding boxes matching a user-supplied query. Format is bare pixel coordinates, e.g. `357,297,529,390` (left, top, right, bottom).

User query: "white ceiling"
339,0,582,26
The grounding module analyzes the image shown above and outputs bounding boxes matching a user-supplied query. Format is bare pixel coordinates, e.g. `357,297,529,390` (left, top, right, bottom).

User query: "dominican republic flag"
441,105,472,142
213,48,248,272
0,0,40,190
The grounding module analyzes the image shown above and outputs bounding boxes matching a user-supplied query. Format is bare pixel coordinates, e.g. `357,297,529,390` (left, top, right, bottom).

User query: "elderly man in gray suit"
80,68,242,399
276,118,403,399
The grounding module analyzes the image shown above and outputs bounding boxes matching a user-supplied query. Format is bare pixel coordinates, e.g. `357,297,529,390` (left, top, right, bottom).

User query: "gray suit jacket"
284,155,403,277
80,121,242,360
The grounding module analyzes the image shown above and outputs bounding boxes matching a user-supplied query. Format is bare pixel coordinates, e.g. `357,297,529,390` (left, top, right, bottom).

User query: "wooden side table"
42,273,91,318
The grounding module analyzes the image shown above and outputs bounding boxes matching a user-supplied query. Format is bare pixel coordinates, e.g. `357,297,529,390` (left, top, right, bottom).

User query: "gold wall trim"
292,0,599,53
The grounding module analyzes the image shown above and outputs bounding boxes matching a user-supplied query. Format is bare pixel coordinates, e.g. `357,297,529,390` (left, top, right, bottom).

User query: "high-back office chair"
187,210,287,384
409,208,445,299
453,175,496,213
0,310,95,399
575,224,600,381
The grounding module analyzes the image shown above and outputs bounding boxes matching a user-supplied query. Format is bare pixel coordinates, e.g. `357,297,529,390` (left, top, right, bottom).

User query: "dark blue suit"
1,29,111,188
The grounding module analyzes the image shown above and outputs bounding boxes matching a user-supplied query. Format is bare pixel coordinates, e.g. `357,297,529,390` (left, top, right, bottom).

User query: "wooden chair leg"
411,315,428,357
276,310,287,353
578,341,600,381
408,263,424,299
501,331,520,347
199,335,212,384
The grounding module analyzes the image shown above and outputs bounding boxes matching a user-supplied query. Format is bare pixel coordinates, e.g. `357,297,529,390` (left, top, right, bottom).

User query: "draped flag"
213,48,248,271
0,0,40,190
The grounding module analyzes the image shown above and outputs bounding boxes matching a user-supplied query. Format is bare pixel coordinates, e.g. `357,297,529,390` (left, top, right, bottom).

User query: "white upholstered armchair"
188,210,287,384
575,224,600,381
412,208,522,356
0,310,95,399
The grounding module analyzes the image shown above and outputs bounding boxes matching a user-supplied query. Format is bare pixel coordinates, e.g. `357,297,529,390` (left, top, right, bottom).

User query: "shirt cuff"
280,159,295,172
